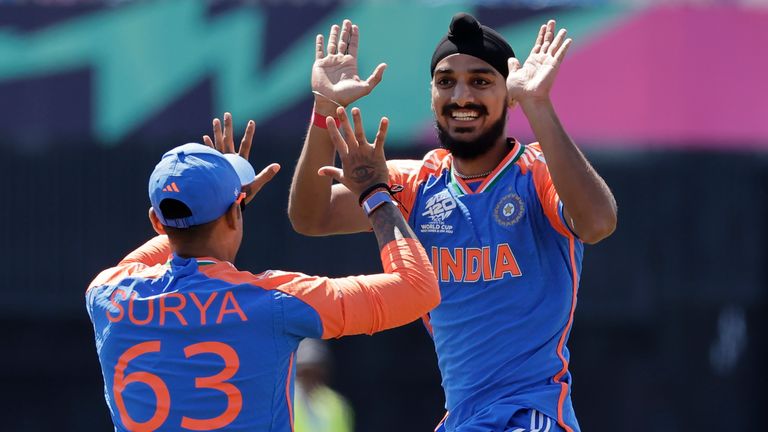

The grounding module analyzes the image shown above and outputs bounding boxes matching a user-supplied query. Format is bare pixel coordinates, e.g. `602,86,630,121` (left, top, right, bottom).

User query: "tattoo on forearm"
369,203,418,250
351,165,376,184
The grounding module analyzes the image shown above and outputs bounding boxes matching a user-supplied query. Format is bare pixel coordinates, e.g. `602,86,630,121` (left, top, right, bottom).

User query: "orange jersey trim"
286,352,295,432
518,144,574,239
88,236,172,291
552,236,579,432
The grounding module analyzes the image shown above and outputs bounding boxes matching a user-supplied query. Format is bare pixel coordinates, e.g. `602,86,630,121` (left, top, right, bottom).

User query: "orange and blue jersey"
86,235,438,432
388,140,583,432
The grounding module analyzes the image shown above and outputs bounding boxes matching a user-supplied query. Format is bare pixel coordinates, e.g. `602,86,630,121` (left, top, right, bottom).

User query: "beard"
436,104,508,160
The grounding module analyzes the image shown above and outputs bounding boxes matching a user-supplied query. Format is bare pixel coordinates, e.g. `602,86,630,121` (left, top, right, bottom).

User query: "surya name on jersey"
430,243,522,283
103,287,248,327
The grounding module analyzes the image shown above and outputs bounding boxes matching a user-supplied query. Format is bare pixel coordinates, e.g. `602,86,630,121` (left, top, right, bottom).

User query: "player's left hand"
506,20,572,106
203,112,280,204
317,107,390,198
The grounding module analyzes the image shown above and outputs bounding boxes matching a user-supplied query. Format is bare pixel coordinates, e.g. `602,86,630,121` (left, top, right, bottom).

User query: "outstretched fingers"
347,24,360,57
212,117,224,151
540,20,556,54
337,107,359,151
365,63,387,92
351,107,367,148
327,24,340,55
249,163,281,196
338,19,352,55
555,38,573,62
315,34,325,60
239,120,255,159
531,24,546,55
317,166,344,183
373,117,389,156
326,115,349,158
222,112,235,153
548,28,567,56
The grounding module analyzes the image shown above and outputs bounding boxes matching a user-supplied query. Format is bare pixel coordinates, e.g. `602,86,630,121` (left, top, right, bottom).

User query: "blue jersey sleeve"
274,291,324,339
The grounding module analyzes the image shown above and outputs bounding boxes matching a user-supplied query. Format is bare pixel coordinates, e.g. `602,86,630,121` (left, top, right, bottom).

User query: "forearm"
522,99,617,242
327,205,439,336
368,201,419,248
288,101,339,234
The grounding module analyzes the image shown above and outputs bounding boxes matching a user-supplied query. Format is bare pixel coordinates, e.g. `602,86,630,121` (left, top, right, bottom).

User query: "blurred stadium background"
1,0,766,430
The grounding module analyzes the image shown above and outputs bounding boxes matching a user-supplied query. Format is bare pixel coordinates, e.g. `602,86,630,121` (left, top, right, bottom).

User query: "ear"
224,202,241,230
430,83,436,113
508,98,518,110
148,208,167,235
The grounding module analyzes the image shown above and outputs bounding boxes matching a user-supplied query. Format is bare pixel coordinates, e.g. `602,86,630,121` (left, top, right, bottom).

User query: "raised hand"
312,20,387,114
506,20,572,106
317,107,389,197
203,112,280,203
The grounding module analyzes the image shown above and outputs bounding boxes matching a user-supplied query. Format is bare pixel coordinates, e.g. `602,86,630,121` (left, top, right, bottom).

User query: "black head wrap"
430,13,515,77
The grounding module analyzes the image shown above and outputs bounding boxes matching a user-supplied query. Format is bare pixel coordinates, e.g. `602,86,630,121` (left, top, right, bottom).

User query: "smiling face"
431,54,509,159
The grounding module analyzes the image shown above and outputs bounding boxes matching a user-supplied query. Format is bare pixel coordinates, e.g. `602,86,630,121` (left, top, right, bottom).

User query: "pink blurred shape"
513,6,768,150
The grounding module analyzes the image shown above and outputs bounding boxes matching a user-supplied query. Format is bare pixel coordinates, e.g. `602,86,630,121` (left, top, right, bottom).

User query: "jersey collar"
449,139,525,196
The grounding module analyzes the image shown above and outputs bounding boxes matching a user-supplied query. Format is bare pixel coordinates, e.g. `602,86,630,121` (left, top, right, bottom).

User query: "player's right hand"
203,112,280,204
312,19,387,116
317,107,389,198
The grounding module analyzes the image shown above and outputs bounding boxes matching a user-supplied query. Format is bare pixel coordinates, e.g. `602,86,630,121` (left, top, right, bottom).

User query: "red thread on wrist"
312,111,340,129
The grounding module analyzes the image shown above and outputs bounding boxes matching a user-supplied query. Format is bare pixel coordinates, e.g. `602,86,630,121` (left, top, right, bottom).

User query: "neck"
453,136,510,177
171,241,235,263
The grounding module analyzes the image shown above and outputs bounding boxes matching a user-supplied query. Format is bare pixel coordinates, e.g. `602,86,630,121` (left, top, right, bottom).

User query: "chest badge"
420,190,456,234
494,193,525,228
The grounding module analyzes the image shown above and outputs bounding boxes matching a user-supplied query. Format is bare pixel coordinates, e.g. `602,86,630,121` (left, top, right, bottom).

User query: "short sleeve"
387,159,423,222
527,144,577,239
388,149,451,223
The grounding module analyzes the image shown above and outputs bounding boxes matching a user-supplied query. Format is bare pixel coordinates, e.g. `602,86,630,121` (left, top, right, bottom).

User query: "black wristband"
358,183,390,206
358,183,404,206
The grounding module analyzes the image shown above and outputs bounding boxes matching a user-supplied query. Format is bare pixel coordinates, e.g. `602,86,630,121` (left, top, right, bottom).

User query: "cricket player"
86,113,439,431
289,13,617,432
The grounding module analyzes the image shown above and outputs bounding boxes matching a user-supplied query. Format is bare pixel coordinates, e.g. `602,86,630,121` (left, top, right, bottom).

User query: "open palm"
312,20,386,107
507,20,572,104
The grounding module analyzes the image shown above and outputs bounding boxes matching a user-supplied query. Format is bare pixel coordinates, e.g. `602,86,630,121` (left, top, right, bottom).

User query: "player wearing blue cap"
86,113,439,431
289,14,617,432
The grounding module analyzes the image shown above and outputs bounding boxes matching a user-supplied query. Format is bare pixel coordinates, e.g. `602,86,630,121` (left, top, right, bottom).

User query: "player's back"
87,255,305,432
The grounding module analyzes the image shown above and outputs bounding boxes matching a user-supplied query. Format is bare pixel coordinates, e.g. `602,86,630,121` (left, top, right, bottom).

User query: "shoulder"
516,142,546,175
199,264,320,296
388,149,451,181
87,262,166,292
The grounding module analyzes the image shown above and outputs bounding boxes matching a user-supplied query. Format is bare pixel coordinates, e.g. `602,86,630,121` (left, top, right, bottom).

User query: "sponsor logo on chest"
420,190,456,234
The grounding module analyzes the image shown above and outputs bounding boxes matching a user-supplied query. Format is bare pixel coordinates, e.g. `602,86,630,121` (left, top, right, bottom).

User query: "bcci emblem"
494,193,525,228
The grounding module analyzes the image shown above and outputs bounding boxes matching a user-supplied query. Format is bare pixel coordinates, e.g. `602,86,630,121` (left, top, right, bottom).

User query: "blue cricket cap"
148,143,256,228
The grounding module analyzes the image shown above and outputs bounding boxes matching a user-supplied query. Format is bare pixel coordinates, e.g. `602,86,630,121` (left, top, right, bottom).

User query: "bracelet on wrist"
362,190,394,216
358,183,404,206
